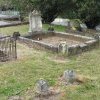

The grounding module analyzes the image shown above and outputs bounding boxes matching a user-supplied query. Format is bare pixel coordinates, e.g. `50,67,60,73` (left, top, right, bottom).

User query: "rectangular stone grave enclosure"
19,31,98,56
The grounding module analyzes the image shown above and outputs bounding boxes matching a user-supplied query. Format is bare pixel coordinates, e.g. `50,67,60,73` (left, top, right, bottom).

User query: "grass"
0,25,100,100
0,24,66,36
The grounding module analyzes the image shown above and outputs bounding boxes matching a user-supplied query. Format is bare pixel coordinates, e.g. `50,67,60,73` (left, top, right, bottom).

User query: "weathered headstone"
35,79,49,96
58,41,68,54
29,10,42,34
63,70,76,84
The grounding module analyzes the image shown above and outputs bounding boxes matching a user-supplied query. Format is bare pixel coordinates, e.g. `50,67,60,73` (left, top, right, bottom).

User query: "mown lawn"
0,25,100,100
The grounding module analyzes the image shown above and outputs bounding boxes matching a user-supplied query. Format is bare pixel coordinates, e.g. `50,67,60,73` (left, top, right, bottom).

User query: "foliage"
1,0,100,28
33,0,73,23
64,0,100,28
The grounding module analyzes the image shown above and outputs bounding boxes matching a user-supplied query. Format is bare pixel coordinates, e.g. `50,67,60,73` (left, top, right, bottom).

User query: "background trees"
33,0,100,28
68,0,100,28
0,0,100,28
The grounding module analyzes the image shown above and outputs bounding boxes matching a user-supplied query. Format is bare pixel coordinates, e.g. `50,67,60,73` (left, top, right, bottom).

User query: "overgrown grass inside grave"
0,25,100,100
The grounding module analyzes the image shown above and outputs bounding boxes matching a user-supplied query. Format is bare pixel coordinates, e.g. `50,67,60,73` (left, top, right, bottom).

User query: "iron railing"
0,35,17,62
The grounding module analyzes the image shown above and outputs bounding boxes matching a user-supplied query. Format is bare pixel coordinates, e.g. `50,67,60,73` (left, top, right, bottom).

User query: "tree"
7,0,100,28
33,0,100,28
62,0,100,28
33,0,73,23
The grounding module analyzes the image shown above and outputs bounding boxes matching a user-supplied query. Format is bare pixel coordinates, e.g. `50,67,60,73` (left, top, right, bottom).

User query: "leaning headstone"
63,70,76,84
51,18,70,26
29,10,42,34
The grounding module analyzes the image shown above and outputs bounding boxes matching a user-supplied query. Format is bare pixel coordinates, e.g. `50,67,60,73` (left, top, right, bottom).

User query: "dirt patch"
34,36,84,46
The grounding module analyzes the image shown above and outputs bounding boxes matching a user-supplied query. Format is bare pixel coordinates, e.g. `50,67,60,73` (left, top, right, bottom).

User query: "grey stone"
63,70,76,84
35,79,49,95
80,44,88,52
51,18,70,26
29,10,42,34
68,44,79,56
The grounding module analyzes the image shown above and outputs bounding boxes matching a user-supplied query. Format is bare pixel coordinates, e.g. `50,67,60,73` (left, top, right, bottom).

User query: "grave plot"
0,35,17,62
19,10,99,56
19,31,98,56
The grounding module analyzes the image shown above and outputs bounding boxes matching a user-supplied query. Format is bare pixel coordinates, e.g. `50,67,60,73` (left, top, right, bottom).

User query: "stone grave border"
18,31,99,56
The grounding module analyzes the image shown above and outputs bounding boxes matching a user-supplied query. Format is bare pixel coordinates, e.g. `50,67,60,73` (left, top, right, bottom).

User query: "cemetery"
0,1,100,100
18,11,99,56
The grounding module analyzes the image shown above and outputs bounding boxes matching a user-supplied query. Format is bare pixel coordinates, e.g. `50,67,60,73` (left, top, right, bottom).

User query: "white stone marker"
29,10,42,34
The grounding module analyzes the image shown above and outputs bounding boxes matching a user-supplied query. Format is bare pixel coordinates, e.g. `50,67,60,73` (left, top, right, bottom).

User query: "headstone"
58,41,68,54
63,70,76,84
35,79,49,95
51,18,70,26
29,10,42,34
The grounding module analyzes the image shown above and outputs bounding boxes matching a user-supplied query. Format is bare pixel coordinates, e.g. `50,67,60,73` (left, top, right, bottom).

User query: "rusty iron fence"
0,36,17,62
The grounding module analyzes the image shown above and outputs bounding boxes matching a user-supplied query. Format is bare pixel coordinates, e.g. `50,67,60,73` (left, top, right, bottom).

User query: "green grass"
0,24,66,36
0,25,100,100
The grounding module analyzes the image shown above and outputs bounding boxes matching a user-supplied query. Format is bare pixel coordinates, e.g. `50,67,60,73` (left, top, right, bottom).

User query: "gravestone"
35,79,49,96
29,10,42,34
58,41,68,55
63,70,76,84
